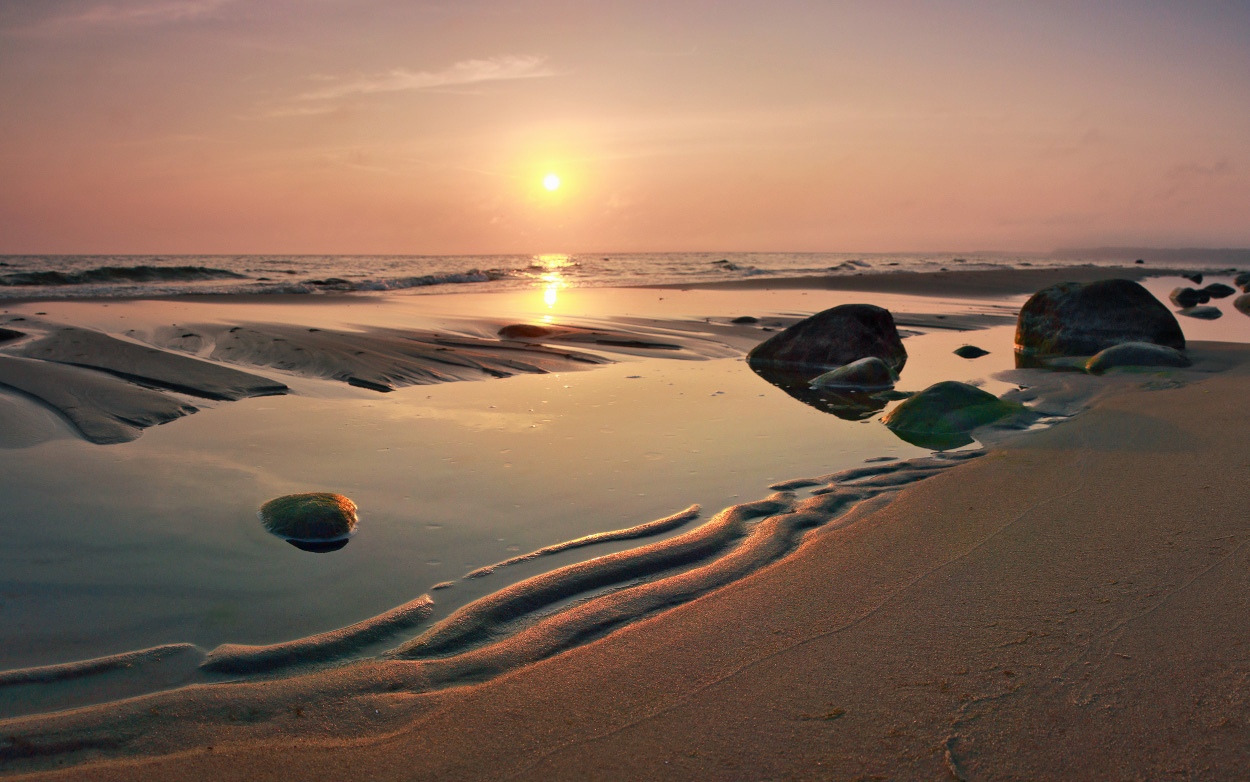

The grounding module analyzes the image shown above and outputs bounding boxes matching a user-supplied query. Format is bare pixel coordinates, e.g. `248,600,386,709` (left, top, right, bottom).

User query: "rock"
809,357,896,391
731,316,759,324
953,345,989,359
1178,305,1222,320
747,304,907,374
1182,273,1204,285
260,493,358,550
0,327,23,344
499,324,557,339
1235,272,1250,291
1202,283,1236,299
1134,259,1144,264
1170,287,1211,308
1016,279,1184,358
1085,342,1192,374
1235,294,1250,315
882,381,1026,450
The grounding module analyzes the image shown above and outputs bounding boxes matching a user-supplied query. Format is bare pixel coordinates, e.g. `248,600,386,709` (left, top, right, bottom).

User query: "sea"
0,248,1243,300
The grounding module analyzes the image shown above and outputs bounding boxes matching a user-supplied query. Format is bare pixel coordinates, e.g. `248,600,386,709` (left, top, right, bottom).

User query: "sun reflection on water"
534,253,572,314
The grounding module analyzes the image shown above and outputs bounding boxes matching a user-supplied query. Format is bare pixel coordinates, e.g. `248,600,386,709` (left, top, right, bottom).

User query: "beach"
3,263,1250,779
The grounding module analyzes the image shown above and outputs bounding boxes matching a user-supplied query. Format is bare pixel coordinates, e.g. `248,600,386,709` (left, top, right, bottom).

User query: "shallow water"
2,276,1248,717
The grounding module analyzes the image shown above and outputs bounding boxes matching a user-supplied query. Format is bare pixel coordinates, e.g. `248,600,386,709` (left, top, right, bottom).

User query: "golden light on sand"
542,173,561,191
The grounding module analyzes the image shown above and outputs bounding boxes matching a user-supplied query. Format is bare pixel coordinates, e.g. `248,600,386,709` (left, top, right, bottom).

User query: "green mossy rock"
883,381,1024,437
260,493,358,542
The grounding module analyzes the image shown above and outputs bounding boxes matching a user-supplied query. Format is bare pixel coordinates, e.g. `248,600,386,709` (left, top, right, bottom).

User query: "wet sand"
4,268,1250,779
664,263,1190,297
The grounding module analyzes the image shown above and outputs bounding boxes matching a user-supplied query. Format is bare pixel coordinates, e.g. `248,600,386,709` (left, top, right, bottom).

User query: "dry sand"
5,270,1250,779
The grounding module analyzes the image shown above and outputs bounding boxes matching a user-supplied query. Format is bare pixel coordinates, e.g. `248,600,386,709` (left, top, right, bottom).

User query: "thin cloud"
297,56,555,101
8,0,236,34
1159,157,1235,200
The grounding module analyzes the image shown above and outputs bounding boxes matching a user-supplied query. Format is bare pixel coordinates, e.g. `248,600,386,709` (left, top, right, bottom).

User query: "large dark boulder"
1235,272,1250,292
1016,279,1184,358
747,304,906,374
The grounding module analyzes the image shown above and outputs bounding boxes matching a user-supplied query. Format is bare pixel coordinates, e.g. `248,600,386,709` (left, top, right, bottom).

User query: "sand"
4,268,1250,779
664,264,1190,298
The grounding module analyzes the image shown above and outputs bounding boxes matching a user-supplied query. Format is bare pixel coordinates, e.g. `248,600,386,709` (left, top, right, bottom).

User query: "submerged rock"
0,327,23,344
1085,342,1191,374
1182,273,1204,285
260,493,358,551
1202,283,1236,299
809,357,896,391
1016,279,1184,359
731,316,759,324
1178,305,1222,320
1170,287,1211,308
883,381,1026,451
747,304,907,374
953,345,989,359
499,324,558,339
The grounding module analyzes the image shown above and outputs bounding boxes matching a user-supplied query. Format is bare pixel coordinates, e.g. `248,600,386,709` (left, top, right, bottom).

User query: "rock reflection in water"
748,364,901,421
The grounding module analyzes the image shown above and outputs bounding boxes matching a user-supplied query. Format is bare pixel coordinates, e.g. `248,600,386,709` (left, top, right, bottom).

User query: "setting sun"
542,173,561,191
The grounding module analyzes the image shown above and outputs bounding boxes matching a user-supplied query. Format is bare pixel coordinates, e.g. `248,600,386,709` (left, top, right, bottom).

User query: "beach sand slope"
8,344,1250,780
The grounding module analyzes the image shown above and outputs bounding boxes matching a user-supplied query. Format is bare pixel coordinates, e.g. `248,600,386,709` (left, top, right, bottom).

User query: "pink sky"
1,1,1247,255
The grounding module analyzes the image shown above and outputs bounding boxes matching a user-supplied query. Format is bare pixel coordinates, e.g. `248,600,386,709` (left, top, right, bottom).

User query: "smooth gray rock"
1202,283,1236,299
1085,342,1192,374
747,304,907,374
1178,305,1222,320
1016,279,1184,358
809,357,896,391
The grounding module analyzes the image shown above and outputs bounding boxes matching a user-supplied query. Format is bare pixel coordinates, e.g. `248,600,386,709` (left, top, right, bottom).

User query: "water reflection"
533,254,572,313
286,538,351,553
749,364,898,421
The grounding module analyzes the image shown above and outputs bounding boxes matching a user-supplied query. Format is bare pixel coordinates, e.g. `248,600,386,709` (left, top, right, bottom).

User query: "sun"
542,173,561,191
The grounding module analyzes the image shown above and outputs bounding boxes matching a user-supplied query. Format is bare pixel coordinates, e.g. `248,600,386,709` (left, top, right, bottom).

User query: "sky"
0,0,1248,255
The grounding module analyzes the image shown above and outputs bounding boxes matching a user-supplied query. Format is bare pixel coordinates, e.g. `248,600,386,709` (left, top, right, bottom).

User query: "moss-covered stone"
883,381,1025,441
260,493,358,542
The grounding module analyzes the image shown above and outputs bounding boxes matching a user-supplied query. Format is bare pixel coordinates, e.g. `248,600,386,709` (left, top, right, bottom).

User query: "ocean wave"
263,268,516,294
0,265,248,287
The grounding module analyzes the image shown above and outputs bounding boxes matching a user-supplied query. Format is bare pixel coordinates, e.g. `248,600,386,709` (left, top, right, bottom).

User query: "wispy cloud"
296,55,555,101
9,0,236,34
1160,157,1235,200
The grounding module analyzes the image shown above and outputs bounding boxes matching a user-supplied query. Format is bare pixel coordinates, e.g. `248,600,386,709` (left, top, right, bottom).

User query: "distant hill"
1051,247,1250,265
